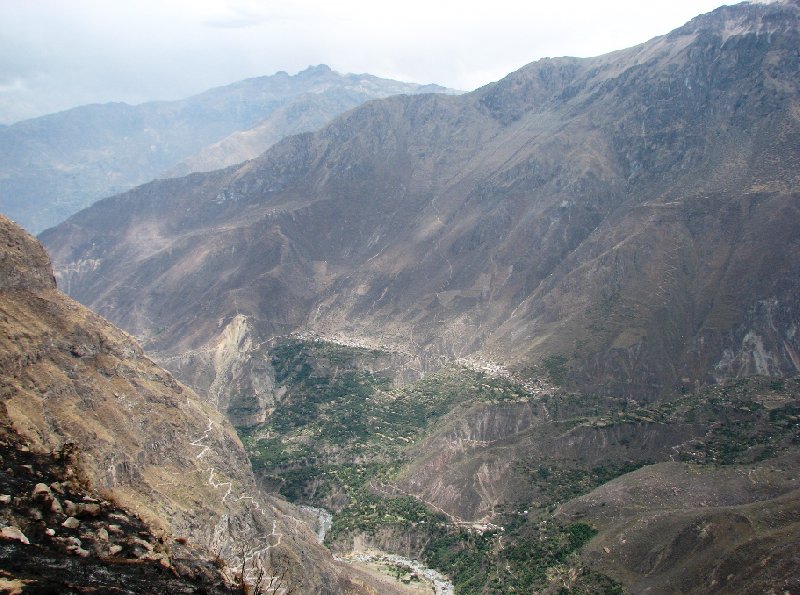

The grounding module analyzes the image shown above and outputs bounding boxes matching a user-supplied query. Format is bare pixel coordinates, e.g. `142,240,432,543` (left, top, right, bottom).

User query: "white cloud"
0,0,745,124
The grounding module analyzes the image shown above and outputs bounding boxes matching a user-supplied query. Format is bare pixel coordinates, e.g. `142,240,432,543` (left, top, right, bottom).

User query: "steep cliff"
0,215,398,593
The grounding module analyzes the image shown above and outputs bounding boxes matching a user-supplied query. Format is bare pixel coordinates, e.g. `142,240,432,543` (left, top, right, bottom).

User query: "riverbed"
335,550,454,595
296,505,454,594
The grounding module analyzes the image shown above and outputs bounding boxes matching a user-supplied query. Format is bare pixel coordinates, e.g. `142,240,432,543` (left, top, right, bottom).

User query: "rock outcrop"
0,413,235,592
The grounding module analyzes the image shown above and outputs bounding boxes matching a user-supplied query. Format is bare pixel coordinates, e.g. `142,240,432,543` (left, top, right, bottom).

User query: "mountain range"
0,65,454,234
43,0,800,406
6,0,800,592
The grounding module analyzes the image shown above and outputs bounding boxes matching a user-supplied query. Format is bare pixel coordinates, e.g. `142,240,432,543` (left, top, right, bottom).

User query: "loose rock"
132,537,154,552
62,516,80,529
64,500,101,517
50,497,63,515
32,483,51,497
63,500,77,516
79,503,101,517
1,526,30,544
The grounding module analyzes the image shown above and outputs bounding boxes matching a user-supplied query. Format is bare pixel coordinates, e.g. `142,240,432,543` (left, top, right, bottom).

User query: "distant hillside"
0,65,455,234
43,1,800,407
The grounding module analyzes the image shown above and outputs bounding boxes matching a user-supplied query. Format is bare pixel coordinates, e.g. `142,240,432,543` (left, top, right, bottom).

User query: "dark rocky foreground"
0,415,233,593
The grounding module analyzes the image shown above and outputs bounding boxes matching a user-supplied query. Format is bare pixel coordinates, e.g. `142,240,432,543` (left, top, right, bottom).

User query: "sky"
0,0,750,125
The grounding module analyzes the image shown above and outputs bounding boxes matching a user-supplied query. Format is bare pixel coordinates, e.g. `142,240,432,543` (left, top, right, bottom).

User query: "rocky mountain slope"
26,2,800,592
0,215,402,593
166,74,453,179
0,65,453,234
558,450,800,593
0,414,235,593
43,1,800,410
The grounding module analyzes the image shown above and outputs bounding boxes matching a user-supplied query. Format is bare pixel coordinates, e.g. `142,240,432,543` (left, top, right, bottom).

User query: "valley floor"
238,338,800,593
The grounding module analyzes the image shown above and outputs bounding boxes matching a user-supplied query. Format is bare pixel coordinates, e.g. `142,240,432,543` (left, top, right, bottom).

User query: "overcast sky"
0,0,750,125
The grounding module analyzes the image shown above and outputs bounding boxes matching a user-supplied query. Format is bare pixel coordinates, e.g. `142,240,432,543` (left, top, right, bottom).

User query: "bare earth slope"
0,214,398,593
42,2,800,407
558,455,800,593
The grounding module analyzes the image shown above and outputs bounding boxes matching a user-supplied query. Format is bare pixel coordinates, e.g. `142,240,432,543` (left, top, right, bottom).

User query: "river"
298,505,454,594
335,550,454,595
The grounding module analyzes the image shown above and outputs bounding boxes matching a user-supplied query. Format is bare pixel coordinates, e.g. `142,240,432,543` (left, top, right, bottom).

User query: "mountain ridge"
42,0,800,411
19,2,800,592
0,65,456,234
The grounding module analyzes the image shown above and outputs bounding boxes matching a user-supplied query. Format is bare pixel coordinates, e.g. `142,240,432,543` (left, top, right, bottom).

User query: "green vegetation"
238,339,621,592
423,518,621,594
238,339,798,594
612,377,800,465
542,354,569,385
244,339,537,501
516,460,650,510
329,491,448,543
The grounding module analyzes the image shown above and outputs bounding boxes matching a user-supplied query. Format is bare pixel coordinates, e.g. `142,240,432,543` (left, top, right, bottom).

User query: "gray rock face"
41,1,800,406
0,65,456,234
62,517,80,530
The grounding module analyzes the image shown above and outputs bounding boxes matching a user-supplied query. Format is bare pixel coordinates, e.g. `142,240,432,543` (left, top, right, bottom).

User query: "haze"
1,0,746,124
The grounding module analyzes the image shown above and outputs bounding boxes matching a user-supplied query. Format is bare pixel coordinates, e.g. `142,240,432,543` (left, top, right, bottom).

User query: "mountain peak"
1,65,455,233
671,0,799,38
299,64,333,77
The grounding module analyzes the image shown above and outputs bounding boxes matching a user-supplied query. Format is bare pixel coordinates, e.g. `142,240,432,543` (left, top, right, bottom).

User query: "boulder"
62,516,80,529
1,526,29,544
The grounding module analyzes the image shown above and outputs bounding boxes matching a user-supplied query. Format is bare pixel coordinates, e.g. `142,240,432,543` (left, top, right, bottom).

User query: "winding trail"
187,416,285,584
